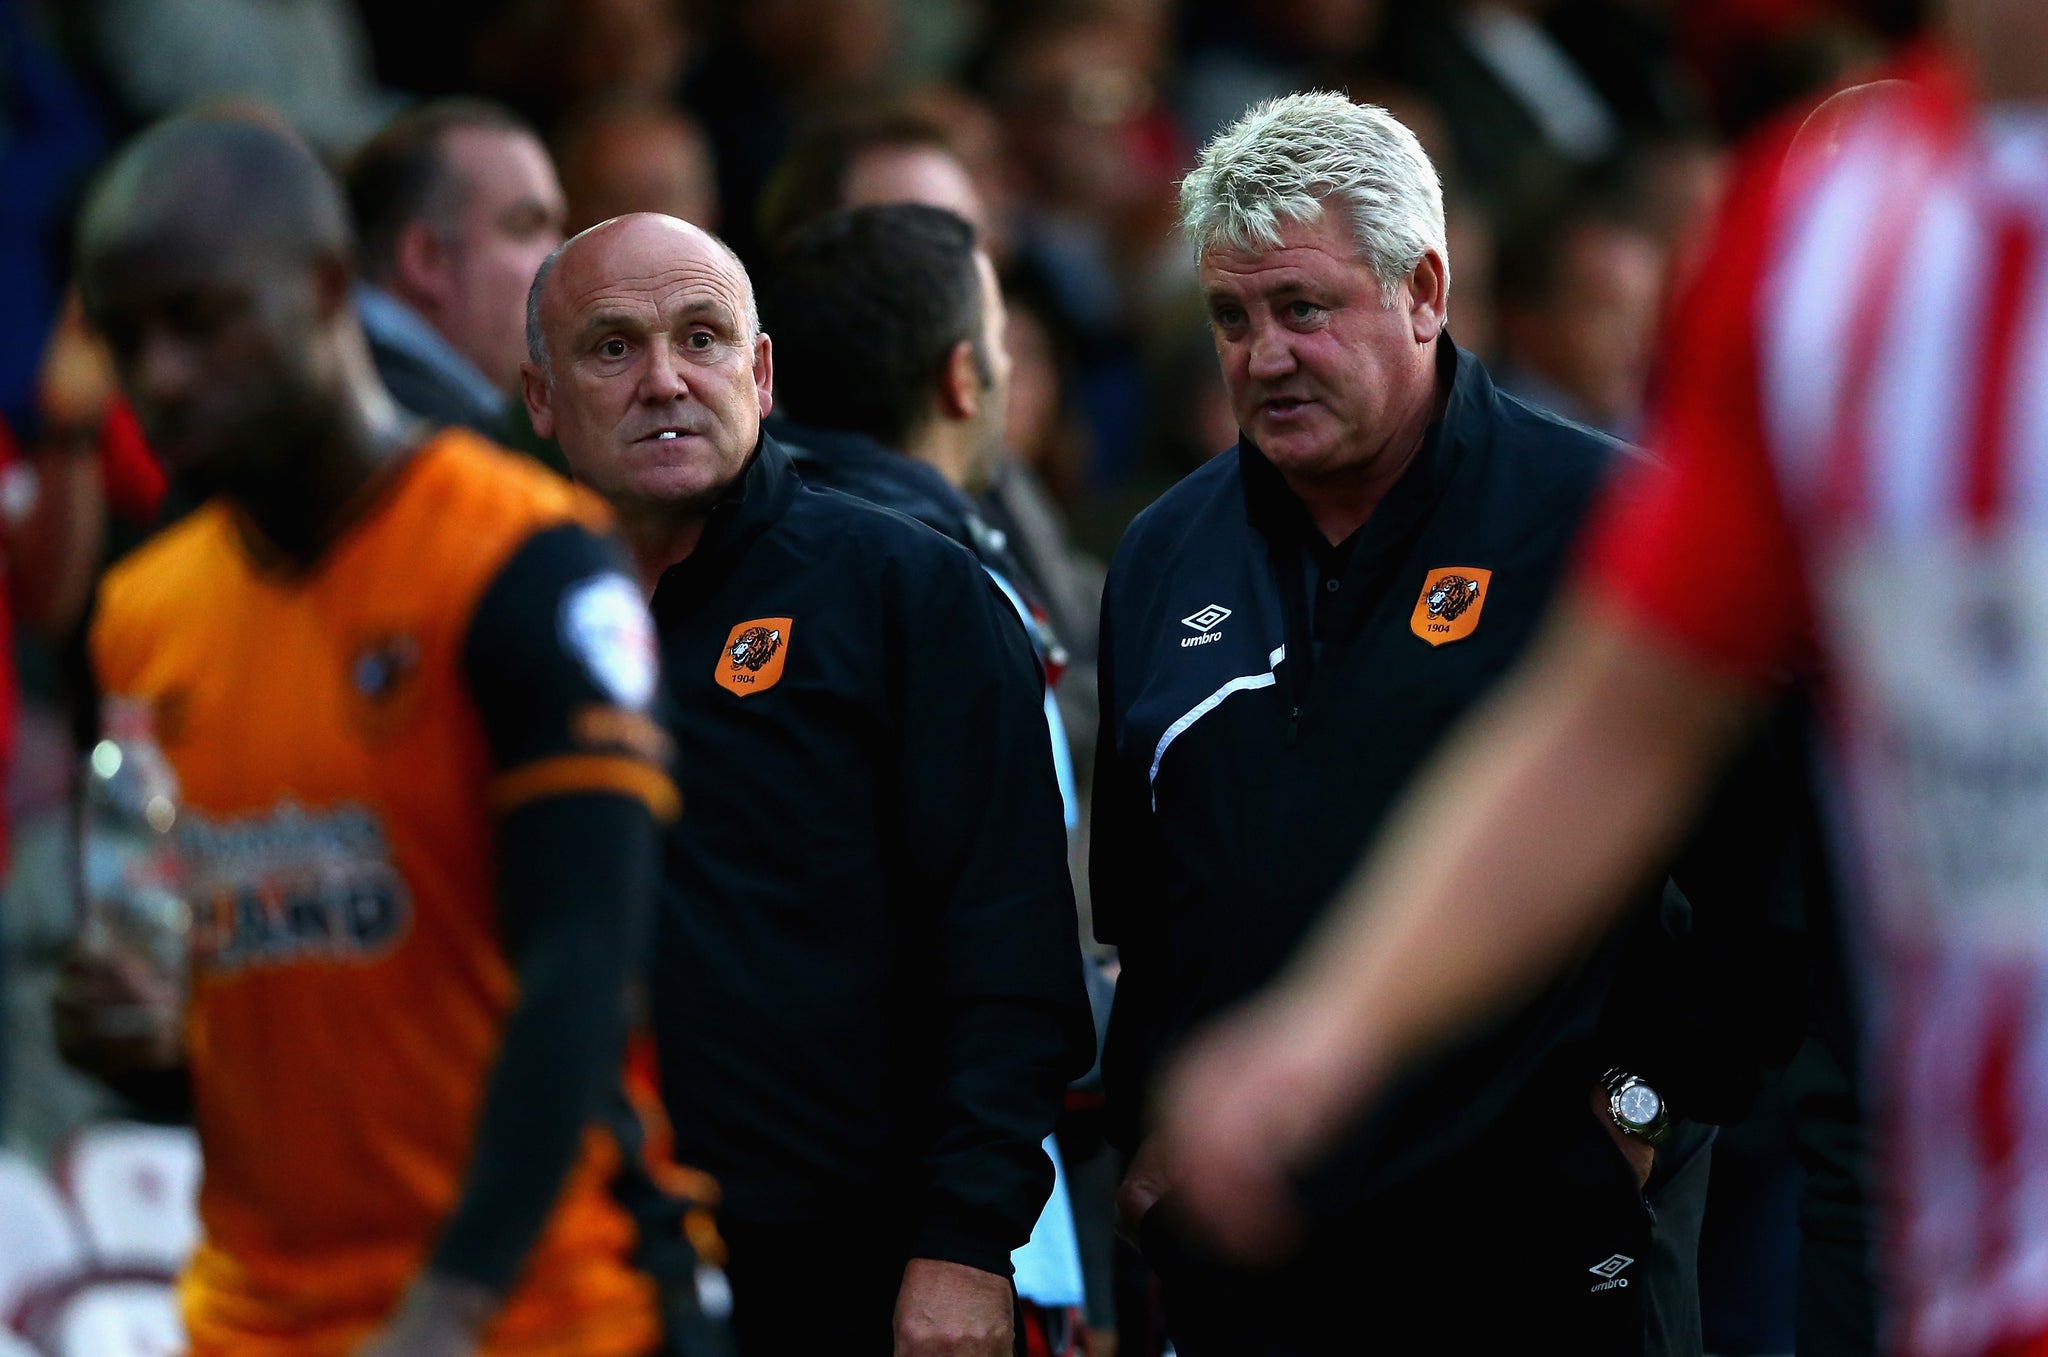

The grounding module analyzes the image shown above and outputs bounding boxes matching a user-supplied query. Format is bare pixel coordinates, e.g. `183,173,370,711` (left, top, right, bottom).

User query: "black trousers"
1144,1119,1714,1357
1797,1234,1879,1357
721,1218,904,1356
720,1218,1028,1357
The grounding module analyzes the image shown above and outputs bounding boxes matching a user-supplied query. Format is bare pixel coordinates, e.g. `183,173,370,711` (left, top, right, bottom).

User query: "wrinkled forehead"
1198,216,1376,294
551,220,751,328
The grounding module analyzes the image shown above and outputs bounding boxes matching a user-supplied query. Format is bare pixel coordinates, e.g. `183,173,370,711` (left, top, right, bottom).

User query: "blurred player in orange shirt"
56,114,676,1357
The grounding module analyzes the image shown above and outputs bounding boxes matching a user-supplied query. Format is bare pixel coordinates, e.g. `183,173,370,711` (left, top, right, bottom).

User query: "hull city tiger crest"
717,617,793,696
1410,567,1493,646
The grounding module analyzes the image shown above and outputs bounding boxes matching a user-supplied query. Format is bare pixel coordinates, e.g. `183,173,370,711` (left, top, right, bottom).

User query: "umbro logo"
1589,1254,1633,1293
1180,604,1231,648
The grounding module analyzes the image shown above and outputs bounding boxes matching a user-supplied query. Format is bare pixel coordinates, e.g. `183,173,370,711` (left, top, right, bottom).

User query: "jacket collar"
353,283,504,426
769,418,978,545
1238,336,1482,555
649,430,798,623
765,418,1065,672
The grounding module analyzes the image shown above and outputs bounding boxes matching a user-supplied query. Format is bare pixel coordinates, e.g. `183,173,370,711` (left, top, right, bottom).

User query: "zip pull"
1287,704,1302,746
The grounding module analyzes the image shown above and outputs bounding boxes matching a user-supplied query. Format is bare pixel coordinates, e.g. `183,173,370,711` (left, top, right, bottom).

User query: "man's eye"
1212,308,1244,328
684,331,715,350
599,339,629,359
1288,300,1321,320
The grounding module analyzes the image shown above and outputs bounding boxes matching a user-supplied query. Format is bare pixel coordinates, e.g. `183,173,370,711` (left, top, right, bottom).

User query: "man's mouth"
1260,397,1313,418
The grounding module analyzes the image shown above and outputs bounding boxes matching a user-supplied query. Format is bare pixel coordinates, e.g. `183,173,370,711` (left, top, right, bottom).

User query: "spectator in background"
1492,184,1666,440
89,0,403,155
557,99,719,233
1635,128,1729,286
983,278,1108,783
982,4,1184,496
756,107,988,252
759,204,1096,1350
1441,188,1499,360
687,0,901,264
1176,0,1392,142
758,109,1107,788
1000,281,1098,507
760,204,1088,787
762,207,1015,547
465,0,695,134
895,85,1023,263
551,0,694,111
346,99,566,444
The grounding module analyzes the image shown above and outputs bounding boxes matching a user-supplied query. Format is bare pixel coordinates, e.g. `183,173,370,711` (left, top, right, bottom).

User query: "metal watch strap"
1600,1067,1673,1147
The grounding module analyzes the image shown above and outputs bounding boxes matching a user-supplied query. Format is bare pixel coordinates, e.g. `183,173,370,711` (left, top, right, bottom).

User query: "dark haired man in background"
758,125,1106,798
761,206,1014,567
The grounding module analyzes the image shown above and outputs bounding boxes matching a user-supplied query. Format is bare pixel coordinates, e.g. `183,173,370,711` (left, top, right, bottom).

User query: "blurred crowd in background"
5,0,1927,551
0,0,1933,1350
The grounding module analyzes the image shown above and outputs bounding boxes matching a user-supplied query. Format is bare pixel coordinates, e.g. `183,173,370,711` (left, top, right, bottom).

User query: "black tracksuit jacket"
644,434,1095,1278
1094,343,1744,1347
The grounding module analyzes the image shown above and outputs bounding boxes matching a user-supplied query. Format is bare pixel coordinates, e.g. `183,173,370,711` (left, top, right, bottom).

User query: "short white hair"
1180,91,1447,302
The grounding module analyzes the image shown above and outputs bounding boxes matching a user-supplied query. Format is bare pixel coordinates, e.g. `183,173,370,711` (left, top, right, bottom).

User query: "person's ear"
1408,248,1449,344
752,331,774,419
522,361,555,439
937,339,979,422
392,218,452,306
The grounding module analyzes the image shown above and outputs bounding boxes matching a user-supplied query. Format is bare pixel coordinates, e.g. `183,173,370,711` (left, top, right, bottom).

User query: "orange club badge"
1410,567,1492,646
717,617,792,695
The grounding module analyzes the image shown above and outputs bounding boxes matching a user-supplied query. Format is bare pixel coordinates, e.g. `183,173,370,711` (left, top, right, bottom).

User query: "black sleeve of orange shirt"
429,523,673,1293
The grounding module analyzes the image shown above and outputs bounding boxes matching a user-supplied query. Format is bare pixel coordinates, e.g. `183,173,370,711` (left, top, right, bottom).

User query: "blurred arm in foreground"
1156,600,1755,1259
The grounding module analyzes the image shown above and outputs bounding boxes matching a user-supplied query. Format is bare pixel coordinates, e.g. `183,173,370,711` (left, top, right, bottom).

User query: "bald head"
521,213,773,526
80,115,350,322
528,213,757,373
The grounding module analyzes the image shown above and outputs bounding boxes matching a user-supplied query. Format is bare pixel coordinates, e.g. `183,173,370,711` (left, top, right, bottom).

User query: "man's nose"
638,338,688,403
1245,320,1296,381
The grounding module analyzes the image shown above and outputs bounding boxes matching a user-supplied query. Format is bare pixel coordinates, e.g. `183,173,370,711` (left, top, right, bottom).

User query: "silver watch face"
1616,1083,1663,1127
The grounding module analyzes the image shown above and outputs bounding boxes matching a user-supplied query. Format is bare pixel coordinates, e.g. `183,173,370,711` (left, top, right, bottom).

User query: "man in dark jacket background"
347,99,565,443
522,211,1095,1357
757,204,1072,776
761,206,1018,586
1095,91,1715,1355
756,114,1107,800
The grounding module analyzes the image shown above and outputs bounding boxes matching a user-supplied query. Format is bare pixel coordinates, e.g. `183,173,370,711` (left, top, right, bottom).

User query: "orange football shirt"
91,431,671,1357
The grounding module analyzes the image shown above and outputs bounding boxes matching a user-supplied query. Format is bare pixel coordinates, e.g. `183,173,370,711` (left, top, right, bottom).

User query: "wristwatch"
1601,1068,1672,1146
